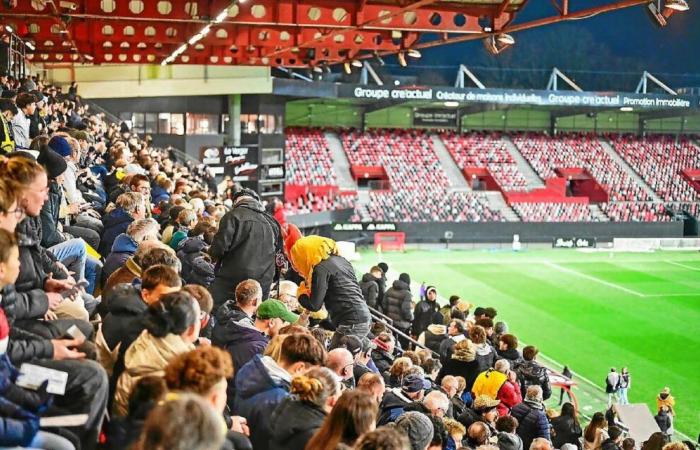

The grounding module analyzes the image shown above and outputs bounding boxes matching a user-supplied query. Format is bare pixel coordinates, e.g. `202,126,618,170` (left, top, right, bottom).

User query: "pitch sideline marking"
664,259,700,272
543,261,645,298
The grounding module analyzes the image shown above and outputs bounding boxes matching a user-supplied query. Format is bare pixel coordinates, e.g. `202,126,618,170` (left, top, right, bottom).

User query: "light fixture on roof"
312,65,323,73
496,33,515,45
407,48,422,58
351,59,363,68
483,34,514,55
4,25,13,33
25,41,35,51
84,54,94,61
665,0,689,10
620,106,634,112
397,51,407,67
444,101,460,108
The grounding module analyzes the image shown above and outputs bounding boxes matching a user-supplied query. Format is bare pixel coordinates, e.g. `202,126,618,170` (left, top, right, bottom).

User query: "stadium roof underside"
1,0,674,68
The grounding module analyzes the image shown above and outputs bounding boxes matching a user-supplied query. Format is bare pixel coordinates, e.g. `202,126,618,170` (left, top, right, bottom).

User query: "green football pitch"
353,248,700,436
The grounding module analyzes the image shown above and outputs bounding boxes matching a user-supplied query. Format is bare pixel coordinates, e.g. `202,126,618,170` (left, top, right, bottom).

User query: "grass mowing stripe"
543,261,645,297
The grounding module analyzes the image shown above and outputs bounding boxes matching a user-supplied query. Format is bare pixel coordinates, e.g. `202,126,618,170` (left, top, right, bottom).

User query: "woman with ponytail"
269,367,341,450
113,290,201,416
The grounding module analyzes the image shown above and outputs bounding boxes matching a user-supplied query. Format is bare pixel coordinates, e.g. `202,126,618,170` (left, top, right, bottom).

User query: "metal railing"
367,306,439,359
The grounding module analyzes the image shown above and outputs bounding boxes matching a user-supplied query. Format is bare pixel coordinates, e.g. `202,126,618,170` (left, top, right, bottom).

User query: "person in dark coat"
103,233,138,282
654,407,672,437
359,267,382,310
497,334,522,367
551,402,582,450
371,332,395,375
510,386,550,450
209,189,282,309
268,367,339,450
435,339,481,392
99,192,145,257
601,426,624,450
376,262,389,308
383,273,414,335
516,346,552,401
211,300,271,375
233,334,326,450
412,286,442,338
289,236,371,344
176,223,216,288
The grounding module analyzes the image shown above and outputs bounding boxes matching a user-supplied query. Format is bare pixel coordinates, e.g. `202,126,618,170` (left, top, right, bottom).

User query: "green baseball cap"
256,299,299,324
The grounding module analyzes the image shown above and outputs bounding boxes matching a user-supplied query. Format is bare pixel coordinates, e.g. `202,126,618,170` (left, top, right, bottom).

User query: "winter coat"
104,257,141,294
212,301,269,374
655,410,672,434
498,432,524,450
378,388,413,425
372,349,394,375
103,234,138,282
516,360,552,401
297,255,371,329
436,358,481,391
100,207,135,256
151,185,170,205
359,274,379,309
113,331,194,416
269,397,326,450
439,335,466,365
510,399,551,450
13,219,56,322
497,380,523,416
601,439,622,450
383,279,414,330
412,299,441,337
177,236,215,287
551,415,583,450
474,343,497,374
233,355,291,450
209,198,282,307
497,348,523,366
418,324,447,354
101,284,148,353
169,228,189,251
472,369,507,400
39,181,67,248
1,288,54,364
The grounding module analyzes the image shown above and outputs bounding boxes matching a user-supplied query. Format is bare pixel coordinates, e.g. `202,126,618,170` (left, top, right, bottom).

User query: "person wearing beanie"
48,135,72,158
394,411,435,450
413,285,442,338
378,372,431,425
383,272,414,342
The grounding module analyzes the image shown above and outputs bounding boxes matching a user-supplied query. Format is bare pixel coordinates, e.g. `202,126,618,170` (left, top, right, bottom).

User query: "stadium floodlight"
4,25,12,33
665,0,689,10
444,101,460,107
351,59,363,68
312,65,323,73
483,34,513,55
397,51,408,67
496,33,515,45
25,41,35,51
407,49,422,58
620,106,634,112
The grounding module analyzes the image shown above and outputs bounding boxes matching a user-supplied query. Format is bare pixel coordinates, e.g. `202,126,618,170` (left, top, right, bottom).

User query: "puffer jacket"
359,274,379,309
100,207,135,257
516,360,552,400
510,399,550,450
113,331,194,416
103,234,138,282
38,181,67,248
234,355,291,450
383,279,413,330
1,287,54,364
418,324,447,354
474,343,497,373
269,397,326,450
177,236,214,287
412,299,441,337
212,301,269,374
209,198,282,307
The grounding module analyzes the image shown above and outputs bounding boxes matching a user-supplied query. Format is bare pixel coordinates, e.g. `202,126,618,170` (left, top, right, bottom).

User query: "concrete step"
324,131,358,191
597,137,663,202
430,134,470,190
502,134,546,189
484,191,520,222
588,203,610,222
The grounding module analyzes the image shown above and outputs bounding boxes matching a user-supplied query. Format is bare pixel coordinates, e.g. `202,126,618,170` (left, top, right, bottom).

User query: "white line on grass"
643,293,700,298
543,261,646,298
664,260,700,272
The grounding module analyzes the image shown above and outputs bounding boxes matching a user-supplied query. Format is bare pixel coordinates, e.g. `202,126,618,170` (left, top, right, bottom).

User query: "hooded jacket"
436,340,481,390
511,399,550,450
418,324,447,353
291,237,370,328
234,355,291,450
551,415,582,449
209,198,281,307
498,432,524,450
516,360,552,401
212,300,269,374
474,343,497,374
113,330,194,416
177,236,215,287
103,234,138,282
101,284,148,353
100,207,135,257
104,257,141,294
1,287,54,364
269,396,326,450
378,388,414,426
412,289,441,337
383,279,414,330
359,274,379,309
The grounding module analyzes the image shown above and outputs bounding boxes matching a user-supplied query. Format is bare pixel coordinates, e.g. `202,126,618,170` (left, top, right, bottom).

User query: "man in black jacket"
516,345,552,401
209,188,281,309
383,273,414,335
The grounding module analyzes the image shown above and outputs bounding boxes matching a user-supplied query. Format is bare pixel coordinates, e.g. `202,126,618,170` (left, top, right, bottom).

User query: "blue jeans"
619,387,629,404
49,239,101,294
0,430,75,450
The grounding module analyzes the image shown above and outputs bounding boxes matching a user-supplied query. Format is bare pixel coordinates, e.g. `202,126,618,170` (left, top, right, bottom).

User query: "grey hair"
127,218,160,242
526,385,543,402
494,359,510,374
423,390,450,414
529,438,553,450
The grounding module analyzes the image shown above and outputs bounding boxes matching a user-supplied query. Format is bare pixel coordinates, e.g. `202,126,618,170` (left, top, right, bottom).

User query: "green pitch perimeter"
354,248,700,436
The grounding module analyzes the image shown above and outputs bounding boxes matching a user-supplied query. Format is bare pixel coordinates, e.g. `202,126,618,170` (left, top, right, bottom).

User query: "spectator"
383,273,414,339
465,421,492,450
497,334,522,366
417,316,447,354
530,438,554,450
100,191,146,256
328,347,356,388
441,375,466,418
378,372,430,425
510,386,551,450
306,389,378,450
372,331,396,374
113,290,201,416
655,406,673,438
412,286,441,338
436,339,481,393
656,387,675,416
606,368,620,406
290,236,371,345
584,412,609,450
394,411,435,450
132,393,226,450
601,426,624,450
458,394,500,432
104,242,179,293
618,368,631,405
472,360,522,416
269,367,341,450
622,438,636,450
103,218,159,282
423,390,450,418
496,415,524,450
357,372,386,404
439,319,467,364
169,208,197,250
209,188,282,308
176,220,217,287
551,402,583,450
234,333,326,450
11,92,35,149
0,99,16,153
470,326,496,373
444,417,467,450
359,266,383,310
354,426,411,450
516,346,552,401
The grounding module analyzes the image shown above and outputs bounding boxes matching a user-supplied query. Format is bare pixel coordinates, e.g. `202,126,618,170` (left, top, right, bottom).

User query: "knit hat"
48,135,72,157
472,394,500,411
37,148,68,179
232,187,260,203
402,373,430,393
394,412,434,450
399,273,411,285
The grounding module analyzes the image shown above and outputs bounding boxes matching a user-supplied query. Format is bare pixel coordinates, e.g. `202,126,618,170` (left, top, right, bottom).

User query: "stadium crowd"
0,74,697,450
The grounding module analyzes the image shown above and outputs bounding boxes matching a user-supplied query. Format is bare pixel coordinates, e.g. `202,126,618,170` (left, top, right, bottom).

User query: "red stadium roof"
0,0,656,68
